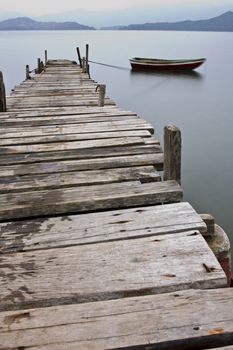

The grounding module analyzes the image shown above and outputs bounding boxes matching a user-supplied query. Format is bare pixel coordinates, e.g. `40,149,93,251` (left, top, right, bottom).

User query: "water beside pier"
0,29,233,244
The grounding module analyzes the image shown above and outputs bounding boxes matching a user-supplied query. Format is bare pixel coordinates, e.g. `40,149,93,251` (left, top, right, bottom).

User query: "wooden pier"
0,57,232,349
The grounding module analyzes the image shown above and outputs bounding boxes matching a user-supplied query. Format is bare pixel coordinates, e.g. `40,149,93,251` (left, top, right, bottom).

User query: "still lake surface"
0,30,233,245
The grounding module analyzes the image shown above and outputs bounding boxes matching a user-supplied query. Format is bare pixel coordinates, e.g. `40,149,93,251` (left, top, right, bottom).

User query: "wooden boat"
130,57,206,71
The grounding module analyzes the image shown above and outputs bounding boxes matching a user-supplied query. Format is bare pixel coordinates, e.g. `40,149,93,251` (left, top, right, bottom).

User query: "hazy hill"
0,17,94,30
1,1,232,28
106,11,233,32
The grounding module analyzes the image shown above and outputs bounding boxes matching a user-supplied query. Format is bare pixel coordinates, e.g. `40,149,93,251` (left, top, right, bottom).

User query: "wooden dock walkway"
0,58,232,349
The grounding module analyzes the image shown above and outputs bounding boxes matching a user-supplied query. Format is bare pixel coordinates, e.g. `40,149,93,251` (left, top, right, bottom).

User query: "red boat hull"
130,59,205,71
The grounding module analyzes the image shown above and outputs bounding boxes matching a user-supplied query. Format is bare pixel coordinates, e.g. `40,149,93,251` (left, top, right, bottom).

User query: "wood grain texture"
0,288,232,349
164,125,181,184
0,137,145,154
0,145,163,166
0,120,154,138
0,166,160,193
0,180,182,220
0,202,206,253
0,106,134,118
0,154,161,177
0,130,152,146
0,231,226,311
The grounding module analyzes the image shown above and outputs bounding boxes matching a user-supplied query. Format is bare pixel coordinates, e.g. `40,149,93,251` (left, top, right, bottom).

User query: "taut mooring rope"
89,60,130,71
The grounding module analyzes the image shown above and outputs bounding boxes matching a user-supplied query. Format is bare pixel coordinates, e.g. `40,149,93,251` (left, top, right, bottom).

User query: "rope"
89,60,130,71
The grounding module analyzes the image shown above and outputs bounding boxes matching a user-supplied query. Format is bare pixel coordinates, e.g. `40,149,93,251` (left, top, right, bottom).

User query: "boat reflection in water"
130,68,203,80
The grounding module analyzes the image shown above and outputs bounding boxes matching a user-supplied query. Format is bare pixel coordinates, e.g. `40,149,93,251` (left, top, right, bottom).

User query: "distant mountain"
105,11,233,32
37,3,233,28
0,10,232,32
0,17,94,30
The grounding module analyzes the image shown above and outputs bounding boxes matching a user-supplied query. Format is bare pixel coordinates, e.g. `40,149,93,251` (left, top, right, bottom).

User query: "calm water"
0,30,233,245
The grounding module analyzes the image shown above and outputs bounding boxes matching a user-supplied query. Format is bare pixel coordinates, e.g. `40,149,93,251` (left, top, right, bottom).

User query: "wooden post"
0,71,6,112
163,125,181,184
86,44,89,69
82,57,86,73
45,50,48,65
26,65,30,80
40,61,44,72
37,58,41,73
76,47,82,68
87,64,90,78
200,214,215,236
96,84,106,107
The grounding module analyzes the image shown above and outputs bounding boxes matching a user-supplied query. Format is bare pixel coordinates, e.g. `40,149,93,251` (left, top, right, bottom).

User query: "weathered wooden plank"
0,130,152,146
0,202,206,253
11,89,98,97
10,91,99,98
0,145,163,166
13,81,95,87
0,137,145,155
0,166,160,193
0,115,144,127
0,106,136,118
7,99,115,109
0,288,232,350
0,180,181,220
0,154,161,177
0,113,141,123
0,231,226,311
0,120,154,138
164,125,181,184
8,95,111,102
0,110,137,121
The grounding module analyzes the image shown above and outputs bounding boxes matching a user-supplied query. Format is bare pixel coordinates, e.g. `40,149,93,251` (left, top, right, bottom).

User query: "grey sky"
0,0,231,15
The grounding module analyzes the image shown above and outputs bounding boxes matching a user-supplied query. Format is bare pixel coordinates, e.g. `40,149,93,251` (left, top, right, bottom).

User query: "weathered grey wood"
97,84,106,107
25,65,30,80
7,97,115,109
0,154,161,177
0,120,154,138
164,125,181,184
0,107,137,119
0,137,145,154
82,57,86,73
86,43,89,66
0,166,160,193
37,58,41,74
44,50,48,64
0,114,143,127
0,120,154,140
0,202,206,253
0,180,181,220
10,89,99,98
0,130,152,146
0,145,163,166
76,47,82,67
11,88,99,97
200,214,215,236
0,231,226,311
0,71,6,112
8,94,108,101
0,288,232,349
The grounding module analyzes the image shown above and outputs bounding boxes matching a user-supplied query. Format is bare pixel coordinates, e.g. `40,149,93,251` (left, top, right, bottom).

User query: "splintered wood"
0,59,230,349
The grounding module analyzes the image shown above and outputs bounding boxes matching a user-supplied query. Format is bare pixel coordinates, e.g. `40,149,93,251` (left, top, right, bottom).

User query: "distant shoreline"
0,11,233,32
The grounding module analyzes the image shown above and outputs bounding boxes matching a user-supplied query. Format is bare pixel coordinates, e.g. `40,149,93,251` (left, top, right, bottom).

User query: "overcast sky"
0,0,232,15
